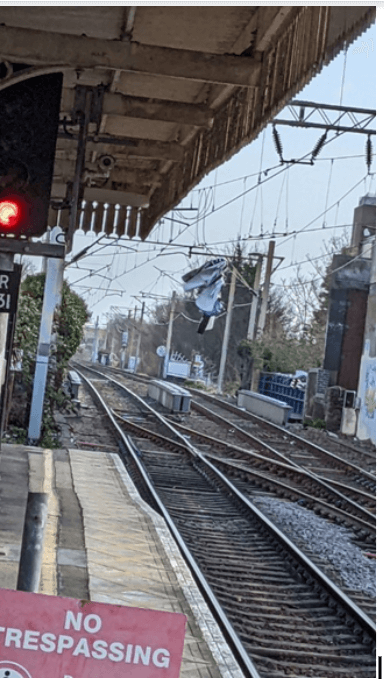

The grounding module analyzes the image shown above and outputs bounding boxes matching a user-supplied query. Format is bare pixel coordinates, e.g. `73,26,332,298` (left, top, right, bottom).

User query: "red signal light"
0,193,31,237
0,199,21,229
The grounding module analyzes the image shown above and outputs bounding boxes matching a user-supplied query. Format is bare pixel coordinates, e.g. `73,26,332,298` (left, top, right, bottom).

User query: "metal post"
28,227,64,443
256,240,275,338
252,241,275,392
121,311,130,369
0,296,19,439
103,320,109,350
247,254,263,341
0,254,14,405
0,254,15,447
217,265,237,394
134,302,145,374
163,292,176,380
91,316,99,363
127,309,136,372
120,325,127,369
66,90,92,250
16,492,48,592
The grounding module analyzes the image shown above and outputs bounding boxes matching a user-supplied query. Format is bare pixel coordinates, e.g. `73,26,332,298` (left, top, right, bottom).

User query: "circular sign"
0,661,31,678
156,345,166,357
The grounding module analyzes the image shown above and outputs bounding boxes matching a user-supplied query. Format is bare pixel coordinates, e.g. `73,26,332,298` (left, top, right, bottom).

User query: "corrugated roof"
0,5,375,245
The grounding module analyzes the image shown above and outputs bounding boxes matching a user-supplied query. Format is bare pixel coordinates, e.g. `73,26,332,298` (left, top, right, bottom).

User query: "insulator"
272,126,284,161
366,136,372,173
311,131,327,160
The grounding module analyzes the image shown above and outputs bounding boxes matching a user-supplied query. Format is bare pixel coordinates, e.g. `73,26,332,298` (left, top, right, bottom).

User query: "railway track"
77,363,375,478
75,364,375,539
71,363,376,678
187,390,376,489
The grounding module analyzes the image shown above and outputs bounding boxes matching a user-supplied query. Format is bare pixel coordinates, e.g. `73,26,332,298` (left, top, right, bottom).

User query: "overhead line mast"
273,100,376,136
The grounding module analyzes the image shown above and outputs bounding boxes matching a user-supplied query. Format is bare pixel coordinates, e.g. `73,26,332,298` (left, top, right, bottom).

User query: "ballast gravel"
251,495,376,598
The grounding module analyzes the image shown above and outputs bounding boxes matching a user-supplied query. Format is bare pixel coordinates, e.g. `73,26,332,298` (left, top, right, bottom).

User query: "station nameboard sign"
0,269,20,314
0,589,187,678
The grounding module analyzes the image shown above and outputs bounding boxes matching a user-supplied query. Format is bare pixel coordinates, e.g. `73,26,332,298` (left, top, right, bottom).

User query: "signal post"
0,73,64,443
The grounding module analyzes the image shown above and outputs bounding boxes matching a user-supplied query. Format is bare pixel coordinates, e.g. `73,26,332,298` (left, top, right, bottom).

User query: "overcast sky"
63,18,376,325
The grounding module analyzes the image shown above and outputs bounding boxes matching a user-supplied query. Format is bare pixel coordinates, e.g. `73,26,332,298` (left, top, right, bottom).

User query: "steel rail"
73,363,375,525
78,362,375,473
74,364,375,641
114,412,375,537
76,362,375,473
171,418,375,506
119,367,376,462
189,400,375,526
74,365,259,679
188,387,376,478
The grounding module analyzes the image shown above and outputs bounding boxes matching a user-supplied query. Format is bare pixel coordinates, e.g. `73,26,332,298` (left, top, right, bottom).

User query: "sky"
61,15,376,326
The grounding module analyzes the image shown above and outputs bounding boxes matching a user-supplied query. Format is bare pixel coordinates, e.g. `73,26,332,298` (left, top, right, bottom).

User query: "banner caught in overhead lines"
182,258,227,334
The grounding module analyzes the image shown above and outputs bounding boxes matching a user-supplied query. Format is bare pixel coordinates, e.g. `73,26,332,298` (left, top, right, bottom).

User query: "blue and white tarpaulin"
182,258,227,292
182,258,227,333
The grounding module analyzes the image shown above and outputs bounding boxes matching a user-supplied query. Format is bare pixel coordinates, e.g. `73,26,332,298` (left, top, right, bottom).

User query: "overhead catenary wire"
195,153,374,193
275,173,371,250
322,159,334,228
339,41,348,106
158,120,375,248
66,113,375,313
66,129,375,277
68,217,358,307
272,243,372,288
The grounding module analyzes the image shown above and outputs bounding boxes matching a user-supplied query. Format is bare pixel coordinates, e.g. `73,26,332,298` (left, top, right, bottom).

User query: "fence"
258,372,305,416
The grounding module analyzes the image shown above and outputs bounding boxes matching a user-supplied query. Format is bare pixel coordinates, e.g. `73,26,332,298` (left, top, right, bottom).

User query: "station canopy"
0,5,375,242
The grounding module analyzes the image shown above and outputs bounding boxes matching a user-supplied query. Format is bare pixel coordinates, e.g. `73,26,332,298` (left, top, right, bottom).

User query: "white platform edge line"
110,453,245,679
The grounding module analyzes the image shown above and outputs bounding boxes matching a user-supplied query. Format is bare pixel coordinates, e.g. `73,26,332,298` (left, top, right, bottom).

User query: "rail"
74,363,376,649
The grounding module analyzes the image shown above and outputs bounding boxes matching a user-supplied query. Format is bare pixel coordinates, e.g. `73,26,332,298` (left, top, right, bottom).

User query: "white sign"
156,346,166,358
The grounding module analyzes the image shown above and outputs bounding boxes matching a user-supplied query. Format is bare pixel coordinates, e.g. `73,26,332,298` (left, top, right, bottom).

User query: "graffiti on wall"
363,361,376,418
357,340,376,443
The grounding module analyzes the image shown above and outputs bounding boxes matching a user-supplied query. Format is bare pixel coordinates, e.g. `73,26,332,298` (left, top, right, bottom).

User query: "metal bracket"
0,238,65,259
73,84,105,130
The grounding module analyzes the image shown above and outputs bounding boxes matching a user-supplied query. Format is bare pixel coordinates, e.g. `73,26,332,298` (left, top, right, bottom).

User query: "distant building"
305,195,376,443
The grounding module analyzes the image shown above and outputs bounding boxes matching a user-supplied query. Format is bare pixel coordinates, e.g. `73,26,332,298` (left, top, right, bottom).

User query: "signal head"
0,198,20,229
0,191,33,237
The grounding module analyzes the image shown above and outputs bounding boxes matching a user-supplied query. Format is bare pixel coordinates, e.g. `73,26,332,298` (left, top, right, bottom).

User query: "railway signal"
0,73,63,239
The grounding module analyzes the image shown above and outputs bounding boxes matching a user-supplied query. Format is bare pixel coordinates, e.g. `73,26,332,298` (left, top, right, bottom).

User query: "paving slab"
0,445,31,589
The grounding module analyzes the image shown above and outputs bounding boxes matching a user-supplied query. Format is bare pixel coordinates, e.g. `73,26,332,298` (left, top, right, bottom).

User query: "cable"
339,42,348,106
159,122,374,250
273,173,286,235
69,133,375,312
239,177,247,233
197,153,373,192
180,312,200,324
322,159,334,228
275,174,369,250
272,243,372,288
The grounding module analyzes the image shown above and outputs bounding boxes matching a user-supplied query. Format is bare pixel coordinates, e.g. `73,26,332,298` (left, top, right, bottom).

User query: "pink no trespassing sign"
0,589,187,678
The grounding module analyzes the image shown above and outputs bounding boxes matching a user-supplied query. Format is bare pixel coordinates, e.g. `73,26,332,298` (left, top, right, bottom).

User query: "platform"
0,444,243,678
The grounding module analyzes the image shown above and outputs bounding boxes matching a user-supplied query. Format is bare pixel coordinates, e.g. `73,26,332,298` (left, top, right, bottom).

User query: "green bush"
307,418,326,430
13,273,89,445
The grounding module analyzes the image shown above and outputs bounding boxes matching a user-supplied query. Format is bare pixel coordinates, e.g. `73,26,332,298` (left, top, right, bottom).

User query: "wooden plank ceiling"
0,5,375,242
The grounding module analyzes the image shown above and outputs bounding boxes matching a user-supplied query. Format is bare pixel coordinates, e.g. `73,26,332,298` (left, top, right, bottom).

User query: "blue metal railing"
258,372,305,416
